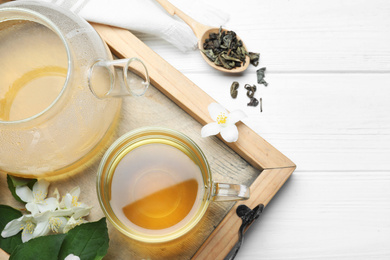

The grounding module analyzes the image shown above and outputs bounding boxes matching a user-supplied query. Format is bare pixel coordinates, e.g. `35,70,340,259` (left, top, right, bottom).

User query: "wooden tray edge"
193,166,295,259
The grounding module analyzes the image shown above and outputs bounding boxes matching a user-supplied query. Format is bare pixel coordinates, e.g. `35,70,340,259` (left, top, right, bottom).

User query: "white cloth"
26,0,229,52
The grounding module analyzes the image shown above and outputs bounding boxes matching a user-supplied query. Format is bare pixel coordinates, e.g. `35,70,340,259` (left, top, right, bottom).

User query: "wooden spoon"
155,0,250,73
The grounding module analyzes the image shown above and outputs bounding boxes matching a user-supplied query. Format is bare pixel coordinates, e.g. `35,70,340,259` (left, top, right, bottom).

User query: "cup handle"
211,182,250,201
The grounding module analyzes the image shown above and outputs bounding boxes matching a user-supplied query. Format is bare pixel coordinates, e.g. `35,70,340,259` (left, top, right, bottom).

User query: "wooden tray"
92,24,296,259
0,24,295,260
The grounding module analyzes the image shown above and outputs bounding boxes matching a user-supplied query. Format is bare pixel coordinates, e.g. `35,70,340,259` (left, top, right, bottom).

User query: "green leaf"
10,234,66,260
6,175,37,203
0,205,23,254
58,218,109,260
8,175,36,188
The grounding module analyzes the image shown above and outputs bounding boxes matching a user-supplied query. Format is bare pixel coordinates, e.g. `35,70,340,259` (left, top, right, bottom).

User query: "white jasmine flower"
63,216,87,233
1,214,37,243
33,209,72,237
59,186,92,219
201,103,247,142
72,206,92,220
60,187,87,209
65,254,80,260
16,179,58,215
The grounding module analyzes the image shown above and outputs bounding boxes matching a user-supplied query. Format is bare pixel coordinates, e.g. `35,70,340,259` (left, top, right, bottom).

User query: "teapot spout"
88,58,149,99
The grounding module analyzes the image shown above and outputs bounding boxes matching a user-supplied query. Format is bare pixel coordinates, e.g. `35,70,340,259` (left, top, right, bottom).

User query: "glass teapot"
0,1,150,177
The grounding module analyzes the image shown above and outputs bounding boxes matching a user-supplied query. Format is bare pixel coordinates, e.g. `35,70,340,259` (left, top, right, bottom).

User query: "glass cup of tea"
97,127,250,243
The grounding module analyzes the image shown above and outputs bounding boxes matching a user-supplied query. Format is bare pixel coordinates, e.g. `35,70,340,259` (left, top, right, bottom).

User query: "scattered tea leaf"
260,98,263,112
256,67,268,86
230,81,240,98
230,81,239,98
247,90,255,98
0,205,23,254
248,52,260,66
58,218,109,260
10,234,66,260
247,97,259,107
244,84,256,92
244,84,257,98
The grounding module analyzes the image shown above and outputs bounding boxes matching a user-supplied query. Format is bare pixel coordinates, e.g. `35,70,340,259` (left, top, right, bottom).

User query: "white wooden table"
134,0,390,259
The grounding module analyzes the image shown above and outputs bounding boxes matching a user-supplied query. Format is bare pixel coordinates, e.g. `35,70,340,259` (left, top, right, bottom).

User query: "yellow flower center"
34,191,47,202
21,221,35,235
65,218,84,233
49,217,63,233
71,196,80,207
217,113,227,125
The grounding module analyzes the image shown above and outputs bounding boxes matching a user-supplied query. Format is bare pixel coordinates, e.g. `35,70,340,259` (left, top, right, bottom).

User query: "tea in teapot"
0,20,68,121
0,2,149,177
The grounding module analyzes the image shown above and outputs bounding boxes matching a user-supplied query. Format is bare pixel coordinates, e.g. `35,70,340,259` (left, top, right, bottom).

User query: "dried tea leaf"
218,54,233,69
244,84,256,92
246,90,255,98
247,97,259,107
202,26,261,70
223,34,234,49
256,67,268,86
221,53,242,62
248,52,260,66
214,58,222,66
209,32,218,40
260,98,263,112
230,81,239,98
244,84,257,98
202,27,247,70
201,49,217,62
231,81,239,90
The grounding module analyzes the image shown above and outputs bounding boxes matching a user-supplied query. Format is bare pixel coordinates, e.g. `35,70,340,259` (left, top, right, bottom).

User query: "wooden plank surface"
187,73,390,172
130,0,390,258
138,0,390,73
239,171,390,259
2,0,390,258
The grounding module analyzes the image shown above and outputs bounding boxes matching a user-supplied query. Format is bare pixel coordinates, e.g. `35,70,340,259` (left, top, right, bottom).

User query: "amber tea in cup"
111,141,203,232
97,127,249,243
